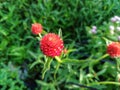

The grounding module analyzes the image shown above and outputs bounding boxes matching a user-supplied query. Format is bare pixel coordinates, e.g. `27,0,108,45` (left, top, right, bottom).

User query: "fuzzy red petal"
31,23,43,35
107,42,120,58
40,33,64,57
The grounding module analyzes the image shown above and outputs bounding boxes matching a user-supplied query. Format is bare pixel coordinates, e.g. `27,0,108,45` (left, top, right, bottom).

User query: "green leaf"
61,58,90,65
30,59,42,69
102,37,112,46
0,39,8,50
58,28,62,38
0,29,8,36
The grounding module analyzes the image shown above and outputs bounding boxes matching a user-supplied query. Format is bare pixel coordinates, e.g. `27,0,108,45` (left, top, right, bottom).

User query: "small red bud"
31,23,43,35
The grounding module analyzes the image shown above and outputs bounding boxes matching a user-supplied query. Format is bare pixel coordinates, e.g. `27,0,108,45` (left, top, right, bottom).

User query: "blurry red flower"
31,23,43,35
40,33,64,57
107,42,120,58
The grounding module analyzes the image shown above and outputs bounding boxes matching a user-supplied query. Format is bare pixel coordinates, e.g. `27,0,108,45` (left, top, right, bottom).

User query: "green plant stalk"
92,54,109,64
42,57,53,79
89,81,120,86
99,81,120,85
38,33,42,38
54,62,60,79
116,58,120,89
55,56,62,63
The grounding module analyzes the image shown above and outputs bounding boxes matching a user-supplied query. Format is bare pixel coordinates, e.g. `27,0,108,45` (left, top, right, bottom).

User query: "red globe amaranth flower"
107,42,120,58
31,23,43,35
40,33,64,57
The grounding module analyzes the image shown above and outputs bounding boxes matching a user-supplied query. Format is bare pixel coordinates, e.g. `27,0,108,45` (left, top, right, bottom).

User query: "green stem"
93,54,109,64
55,56,62,63
89,81,120,86
42,57,53,79
99,81,120,85
116,58,120,89
38,33,42,39
116,58,120,72
54,62,60,79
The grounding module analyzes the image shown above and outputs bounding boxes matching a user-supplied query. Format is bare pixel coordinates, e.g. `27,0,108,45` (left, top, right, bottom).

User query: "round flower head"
109,25,115,31
111,17,117,22
40,33,64,57
107,42,120,58
31,23,43,35
90,26,97,34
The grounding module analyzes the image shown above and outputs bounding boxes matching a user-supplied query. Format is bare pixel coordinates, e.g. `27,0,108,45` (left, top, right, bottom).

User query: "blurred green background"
0,0,120,90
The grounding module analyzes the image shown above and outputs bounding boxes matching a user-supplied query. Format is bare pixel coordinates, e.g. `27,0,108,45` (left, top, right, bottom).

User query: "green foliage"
1,0,120,90
0,62,26,90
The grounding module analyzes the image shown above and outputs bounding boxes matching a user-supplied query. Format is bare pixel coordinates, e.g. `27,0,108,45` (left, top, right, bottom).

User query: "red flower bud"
107,42,120,58
63,48,68,54
31,23,43,35
40,33,64,57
